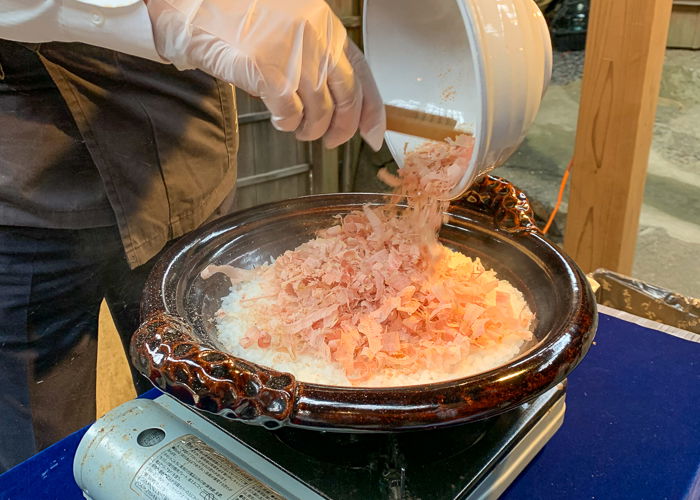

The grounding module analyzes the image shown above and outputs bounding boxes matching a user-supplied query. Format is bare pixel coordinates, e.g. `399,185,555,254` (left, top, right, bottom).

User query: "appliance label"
131,434,282,500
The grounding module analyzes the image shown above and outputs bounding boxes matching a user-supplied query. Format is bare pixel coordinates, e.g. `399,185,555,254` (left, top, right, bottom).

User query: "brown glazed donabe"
130,176,597,432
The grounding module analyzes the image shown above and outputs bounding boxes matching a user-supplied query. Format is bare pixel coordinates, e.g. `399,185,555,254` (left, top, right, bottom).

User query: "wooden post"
311,142,340,194
563,0,673,274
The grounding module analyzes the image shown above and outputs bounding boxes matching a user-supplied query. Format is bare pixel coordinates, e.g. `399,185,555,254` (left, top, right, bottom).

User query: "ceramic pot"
130,177,596,432
363,0,553,199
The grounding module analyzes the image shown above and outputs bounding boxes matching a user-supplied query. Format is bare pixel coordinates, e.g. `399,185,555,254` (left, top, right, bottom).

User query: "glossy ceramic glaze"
130,177,596,432
363,0,552,199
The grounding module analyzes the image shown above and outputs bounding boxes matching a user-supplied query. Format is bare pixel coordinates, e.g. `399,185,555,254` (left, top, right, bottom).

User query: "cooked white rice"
213,277,532,387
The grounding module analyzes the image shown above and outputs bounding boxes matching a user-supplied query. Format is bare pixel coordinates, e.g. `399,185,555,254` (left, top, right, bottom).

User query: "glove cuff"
145,0,204,70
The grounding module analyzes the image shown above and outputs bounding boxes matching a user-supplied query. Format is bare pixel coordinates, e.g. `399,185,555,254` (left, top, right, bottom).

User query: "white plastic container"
363,0,552,198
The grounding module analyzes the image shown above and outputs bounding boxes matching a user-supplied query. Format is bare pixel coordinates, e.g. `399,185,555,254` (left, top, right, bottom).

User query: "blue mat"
1,313,699,500
504,313,700,500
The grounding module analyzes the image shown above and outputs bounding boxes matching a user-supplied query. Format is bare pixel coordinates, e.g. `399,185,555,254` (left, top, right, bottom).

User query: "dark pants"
0,40,237,473
0,225,160,473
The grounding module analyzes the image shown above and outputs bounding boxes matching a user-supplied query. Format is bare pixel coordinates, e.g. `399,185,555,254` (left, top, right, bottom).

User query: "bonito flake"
204,136,534,387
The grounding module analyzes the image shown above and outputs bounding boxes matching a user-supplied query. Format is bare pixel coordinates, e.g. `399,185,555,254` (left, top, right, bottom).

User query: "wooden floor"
95,301,135,418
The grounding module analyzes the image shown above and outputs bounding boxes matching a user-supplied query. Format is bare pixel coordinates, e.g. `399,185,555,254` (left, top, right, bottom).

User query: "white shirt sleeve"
0,0,166,62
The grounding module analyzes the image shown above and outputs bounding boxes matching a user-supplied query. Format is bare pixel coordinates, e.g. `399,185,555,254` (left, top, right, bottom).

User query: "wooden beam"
564,0,674,274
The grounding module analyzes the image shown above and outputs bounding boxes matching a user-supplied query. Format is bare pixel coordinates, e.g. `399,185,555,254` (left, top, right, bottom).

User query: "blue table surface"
1,312,699,500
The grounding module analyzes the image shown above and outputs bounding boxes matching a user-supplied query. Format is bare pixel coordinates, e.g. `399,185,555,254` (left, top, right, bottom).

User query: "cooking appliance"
73,383,565,499
74,176,596,499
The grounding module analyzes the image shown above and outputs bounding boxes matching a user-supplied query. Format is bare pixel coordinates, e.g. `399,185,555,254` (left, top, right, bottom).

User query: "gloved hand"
145,0,386,150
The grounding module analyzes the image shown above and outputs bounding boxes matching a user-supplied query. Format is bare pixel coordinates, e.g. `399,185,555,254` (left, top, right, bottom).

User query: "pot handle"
451,175,541,233
130,312,297,427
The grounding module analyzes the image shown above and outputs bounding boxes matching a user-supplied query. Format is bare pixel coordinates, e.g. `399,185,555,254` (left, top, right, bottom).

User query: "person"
0,0,385,472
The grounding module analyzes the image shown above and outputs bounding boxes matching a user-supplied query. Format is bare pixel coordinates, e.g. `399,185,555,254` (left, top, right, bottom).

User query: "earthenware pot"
130,177,596,432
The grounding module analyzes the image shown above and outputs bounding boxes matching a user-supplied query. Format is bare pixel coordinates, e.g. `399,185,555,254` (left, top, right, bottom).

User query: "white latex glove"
145,0,386,150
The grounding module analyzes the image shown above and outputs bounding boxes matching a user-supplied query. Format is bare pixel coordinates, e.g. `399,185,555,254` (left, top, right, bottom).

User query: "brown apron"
0,40,238,268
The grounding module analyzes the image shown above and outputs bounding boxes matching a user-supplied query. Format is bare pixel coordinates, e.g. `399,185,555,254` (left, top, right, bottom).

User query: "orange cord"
543,159,574,234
